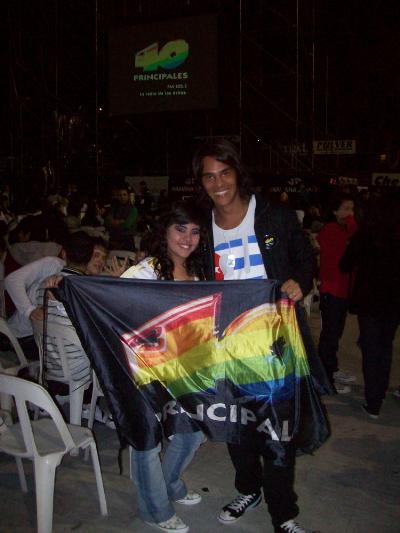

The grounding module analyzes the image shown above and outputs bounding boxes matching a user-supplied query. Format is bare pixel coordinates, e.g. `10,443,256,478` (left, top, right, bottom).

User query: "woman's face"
334,200,354,224
166,222,201,265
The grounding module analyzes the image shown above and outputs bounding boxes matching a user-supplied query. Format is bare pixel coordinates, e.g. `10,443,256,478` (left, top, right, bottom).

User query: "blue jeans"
130,431,204,523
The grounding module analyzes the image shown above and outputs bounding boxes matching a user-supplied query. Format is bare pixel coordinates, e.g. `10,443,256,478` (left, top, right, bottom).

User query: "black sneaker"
361,403,379,419
276,519,321,533
218,492,262,524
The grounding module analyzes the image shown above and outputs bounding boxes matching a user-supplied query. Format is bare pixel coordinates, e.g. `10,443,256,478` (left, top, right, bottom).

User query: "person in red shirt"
317,194,358,392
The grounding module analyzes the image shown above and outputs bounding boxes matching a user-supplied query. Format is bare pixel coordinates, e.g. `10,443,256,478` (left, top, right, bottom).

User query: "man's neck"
213,197,250,230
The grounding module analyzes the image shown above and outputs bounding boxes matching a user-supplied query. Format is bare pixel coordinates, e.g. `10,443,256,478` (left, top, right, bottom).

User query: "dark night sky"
2,0,400,185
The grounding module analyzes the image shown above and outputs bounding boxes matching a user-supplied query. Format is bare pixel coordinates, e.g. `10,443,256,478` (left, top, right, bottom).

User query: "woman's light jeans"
130,431,204,523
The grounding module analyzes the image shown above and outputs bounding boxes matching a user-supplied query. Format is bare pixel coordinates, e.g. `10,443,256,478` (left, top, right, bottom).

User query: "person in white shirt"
5,236,109,341
121,202,205,533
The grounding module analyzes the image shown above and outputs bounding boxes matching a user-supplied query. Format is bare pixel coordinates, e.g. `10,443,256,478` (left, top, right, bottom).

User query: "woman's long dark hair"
149,201,205,280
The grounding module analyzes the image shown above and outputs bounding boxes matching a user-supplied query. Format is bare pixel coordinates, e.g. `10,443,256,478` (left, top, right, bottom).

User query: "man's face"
86,245,107,275
200,156,240,209
118,189,130,205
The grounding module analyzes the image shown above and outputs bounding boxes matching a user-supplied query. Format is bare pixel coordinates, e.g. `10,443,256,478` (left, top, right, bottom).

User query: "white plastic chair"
0,317,39,411
0,374,107,533
0,318,39,375
86,371,105,431
0,261,5,318
84,370,105,461
32,320,92,425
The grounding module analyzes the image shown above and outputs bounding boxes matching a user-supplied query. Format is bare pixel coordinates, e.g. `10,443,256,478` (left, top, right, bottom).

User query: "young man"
5,235,108,339
192,139,324,533
105,185,138,250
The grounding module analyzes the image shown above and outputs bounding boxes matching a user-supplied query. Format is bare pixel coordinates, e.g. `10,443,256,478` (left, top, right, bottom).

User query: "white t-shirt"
121,257,198,281
212,195,267,281
121,257,158,280
5,256,65,338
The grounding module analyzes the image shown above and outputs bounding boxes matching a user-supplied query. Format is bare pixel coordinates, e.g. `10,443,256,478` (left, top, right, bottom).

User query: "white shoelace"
229,494,257,511
281,520,307,533
159,515,186,529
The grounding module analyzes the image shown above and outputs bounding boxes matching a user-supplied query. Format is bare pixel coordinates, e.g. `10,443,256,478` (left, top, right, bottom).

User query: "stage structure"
5,0,357,189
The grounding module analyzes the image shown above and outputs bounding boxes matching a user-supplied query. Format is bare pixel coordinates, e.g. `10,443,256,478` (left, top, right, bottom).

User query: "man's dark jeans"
228,442,298,530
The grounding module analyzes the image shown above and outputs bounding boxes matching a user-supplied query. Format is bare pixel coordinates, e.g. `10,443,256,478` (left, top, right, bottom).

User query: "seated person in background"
80,199,108,239
4,234,109,358
5,215,62,276
105,185,137,250
64,197,83,232
35,232,99,393
81,199,105,227
35,232,114,424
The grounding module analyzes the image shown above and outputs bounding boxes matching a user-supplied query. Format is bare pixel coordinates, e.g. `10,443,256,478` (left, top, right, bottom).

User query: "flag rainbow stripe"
122,296,310,397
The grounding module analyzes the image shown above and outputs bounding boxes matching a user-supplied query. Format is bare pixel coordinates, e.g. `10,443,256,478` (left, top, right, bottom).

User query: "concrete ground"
1,305,399,533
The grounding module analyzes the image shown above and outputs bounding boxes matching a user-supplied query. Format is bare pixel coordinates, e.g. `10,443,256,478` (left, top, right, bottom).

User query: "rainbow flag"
56,276,329,452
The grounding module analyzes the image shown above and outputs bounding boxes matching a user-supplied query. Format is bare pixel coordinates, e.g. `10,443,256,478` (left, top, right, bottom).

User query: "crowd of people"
0,140,399,533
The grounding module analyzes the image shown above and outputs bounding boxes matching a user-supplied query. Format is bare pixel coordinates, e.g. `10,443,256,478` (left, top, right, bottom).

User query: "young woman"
317,194,358,392
121,202,205,533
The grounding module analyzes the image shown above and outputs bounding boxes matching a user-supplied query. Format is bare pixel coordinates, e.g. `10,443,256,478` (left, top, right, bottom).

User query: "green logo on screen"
135,39,189,72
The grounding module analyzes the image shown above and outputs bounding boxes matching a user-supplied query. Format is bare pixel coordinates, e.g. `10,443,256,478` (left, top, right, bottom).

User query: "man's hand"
43,275,63,288
30,306,44,322
281,279,303,302
104,256,129,277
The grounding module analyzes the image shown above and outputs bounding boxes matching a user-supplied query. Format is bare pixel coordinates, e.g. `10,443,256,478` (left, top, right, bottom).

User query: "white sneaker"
333,370,356,384
393,388,400,399
334,382,351,394
145,514,189,533
175,490,201,505
279,519,321,532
